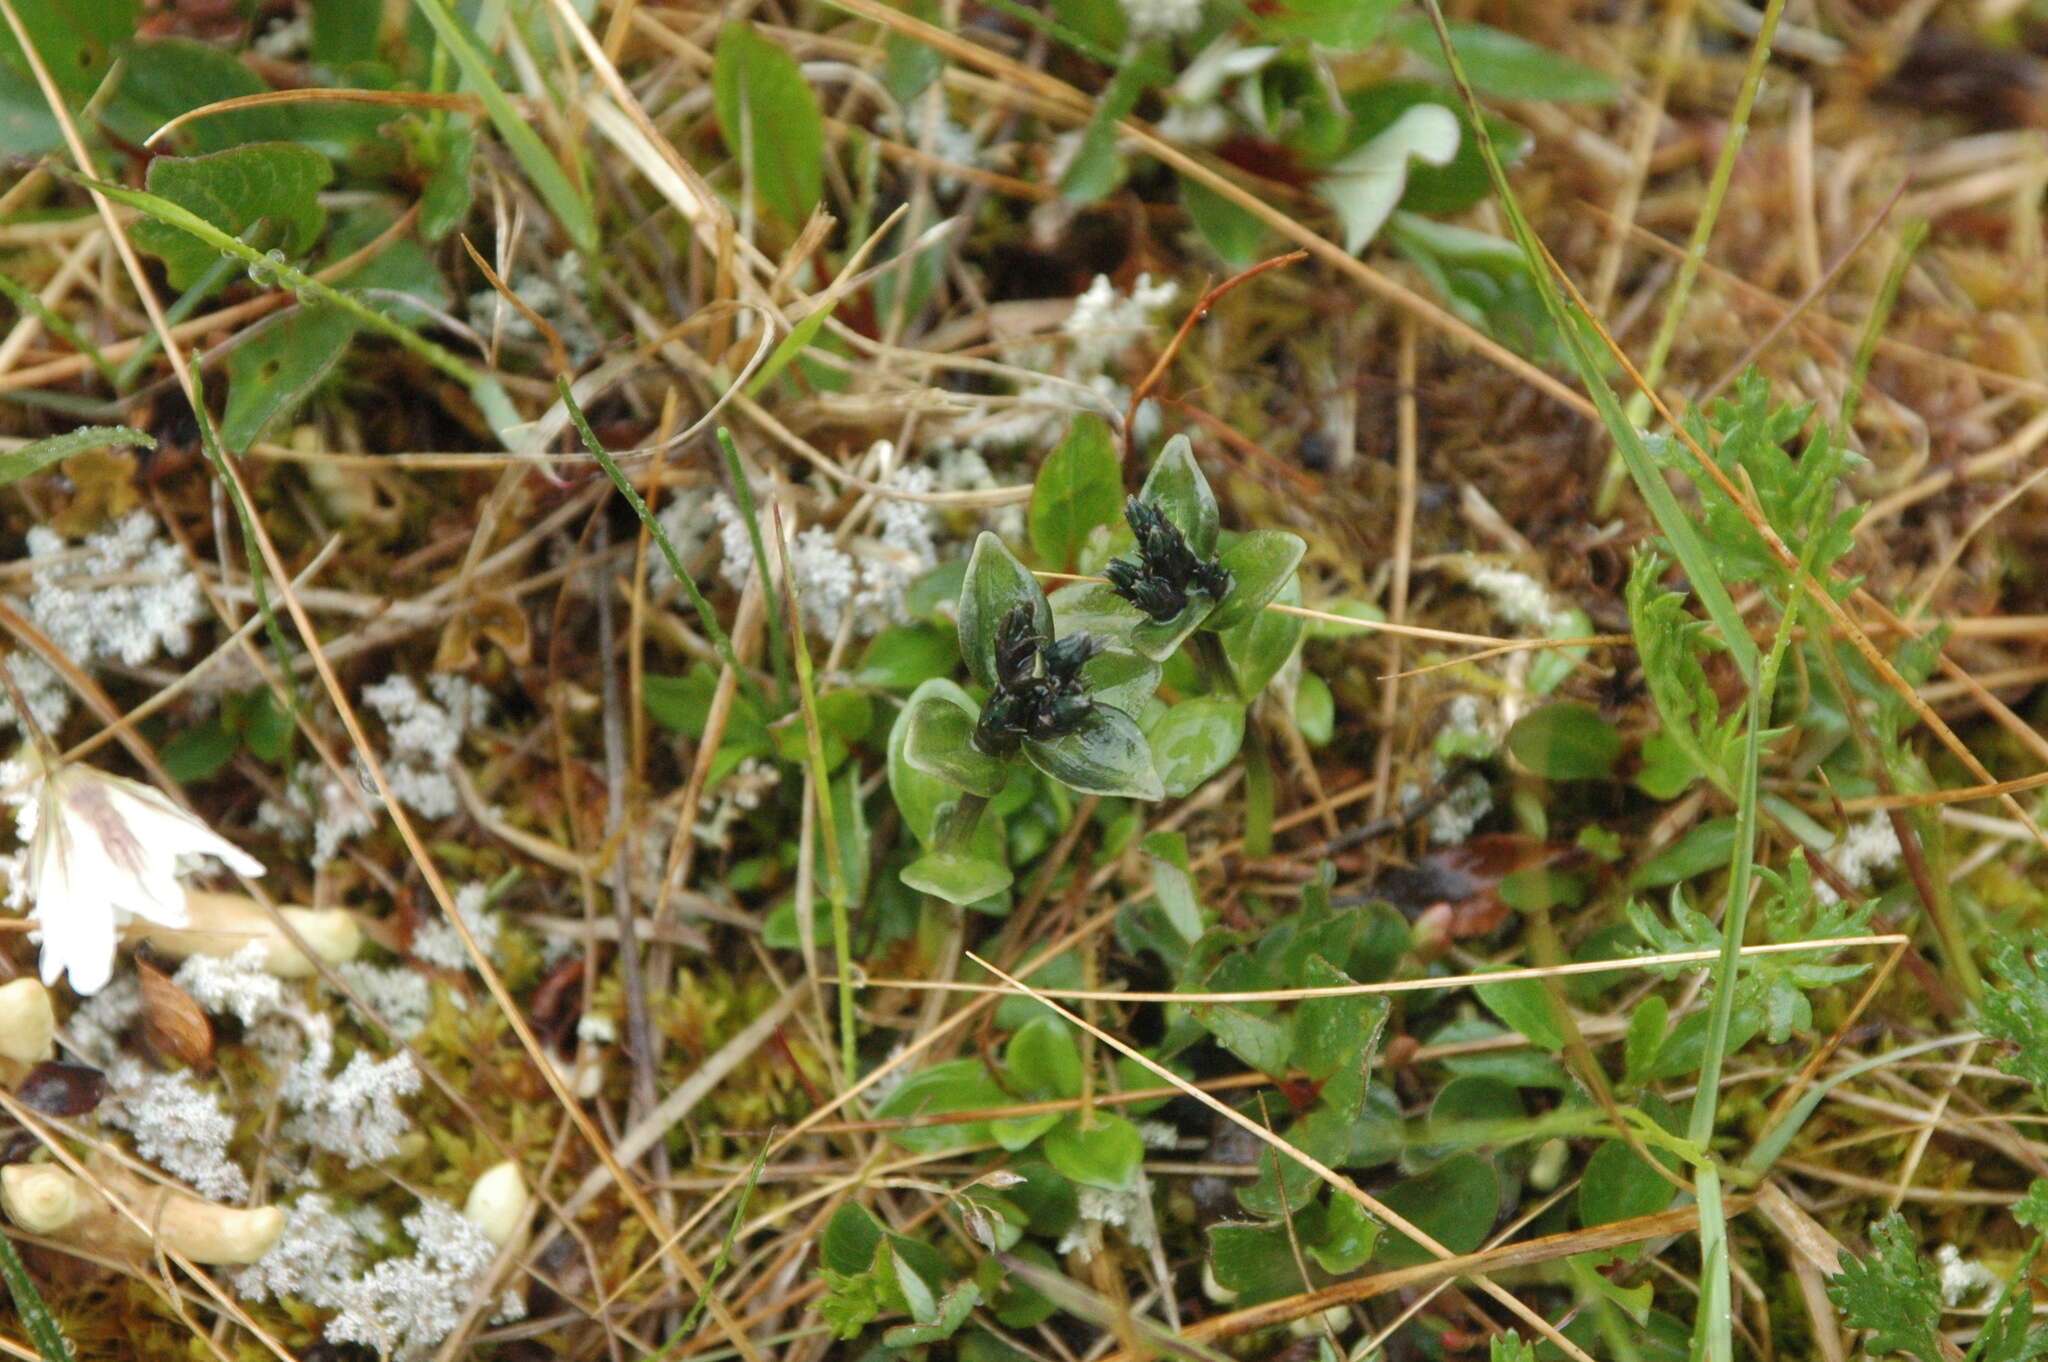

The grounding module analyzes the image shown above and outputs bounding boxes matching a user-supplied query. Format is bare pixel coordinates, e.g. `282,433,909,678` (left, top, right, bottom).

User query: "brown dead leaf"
137,960,215,1071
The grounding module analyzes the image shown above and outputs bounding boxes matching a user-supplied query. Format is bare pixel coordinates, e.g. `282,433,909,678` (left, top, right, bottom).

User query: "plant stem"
1191,631,1236,699
935,792,992,857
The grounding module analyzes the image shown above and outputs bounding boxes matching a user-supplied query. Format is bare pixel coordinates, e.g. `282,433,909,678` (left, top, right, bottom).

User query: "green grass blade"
1,425,154,486
558,380,769,717
668,1137,772,1345
1413,2,1757,685
0,274,113,387
409,0,596,255
717,428,791,703
0,1234,75,1362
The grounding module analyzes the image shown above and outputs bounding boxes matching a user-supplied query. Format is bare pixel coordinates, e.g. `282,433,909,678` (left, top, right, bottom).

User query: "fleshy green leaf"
1030,414,1123,571
1023,705,1164,800
902,852,1014,907
1136,435,1219,555
1043,1114,1144,1189
1207,529,1306,632
1294,670,1334,745
1318,102,1460,254
903,693,1005,797
1146,698,1244,799
1049,581,1204,663
959,533,1052,689
131,143,333,290
1006,1016,1083,1100
713,22,825,228
1078,649,1159,716
889,679,988,847
1219,570,1304,698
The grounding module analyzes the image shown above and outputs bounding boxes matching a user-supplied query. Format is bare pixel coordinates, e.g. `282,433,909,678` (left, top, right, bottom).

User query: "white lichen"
100,1058,251,1203
410,881,501,972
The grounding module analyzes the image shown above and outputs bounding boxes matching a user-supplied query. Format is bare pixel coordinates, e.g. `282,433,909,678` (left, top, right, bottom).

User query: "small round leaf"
1506,702,1620,780
1135,435,1219,555
1147,698,1245,798
959,533,1052,689
1023,706,1165,800
903,693,1005,797
1206,529,1306,632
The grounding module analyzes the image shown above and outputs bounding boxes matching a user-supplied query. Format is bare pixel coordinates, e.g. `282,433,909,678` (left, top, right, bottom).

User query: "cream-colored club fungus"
133,890,362,979
1,1160,285,1265
462,1159,529,1249
0,978,54,1067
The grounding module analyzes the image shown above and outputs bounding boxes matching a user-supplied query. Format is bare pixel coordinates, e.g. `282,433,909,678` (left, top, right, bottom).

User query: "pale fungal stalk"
134,890,362,978
1,1160,285,1265
14,753,265,994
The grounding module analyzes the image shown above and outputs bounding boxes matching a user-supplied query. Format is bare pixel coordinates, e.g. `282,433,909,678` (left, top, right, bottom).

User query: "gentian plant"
897,533,1163,906
1051,436,1305,672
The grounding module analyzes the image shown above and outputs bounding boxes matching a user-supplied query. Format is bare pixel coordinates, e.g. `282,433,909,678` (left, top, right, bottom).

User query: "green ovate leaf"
1030,415,1123,571
871,1058,1010,1152
1147,698,1245,798
903,694,1005,797
1023,705,1164,800
713,22,825,227
222,307,354,450
1507,702,1620,780
821,1203,885,1275
1295,670,1334,745
902,852,1014,907
889,679,998,849
1136,435,1219,555
1207,529,1306,632
1472,971,1567,1053
1390,18,1619,102
1578,1139,1675,1229
1043,1114,1144,1189
857,623,958,690
958,533,1052,688
1375,1152,1500,1265
1006,1016,1083,1100
131,143,334,290
0,0,134,104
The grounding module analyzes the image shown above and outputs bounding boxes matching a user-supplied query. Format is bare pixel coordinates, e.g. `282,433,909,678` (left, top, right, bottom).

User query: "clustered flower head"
971,605,1104,757
1104,496,1233,624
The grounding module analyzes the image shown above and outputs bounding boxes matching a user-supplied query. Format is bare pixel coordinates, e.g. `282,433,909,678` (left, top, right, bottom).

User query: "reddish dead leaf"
16,1062,108,1117
1376,834,1556,940
527,956,586,1049
137,959,215,1071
